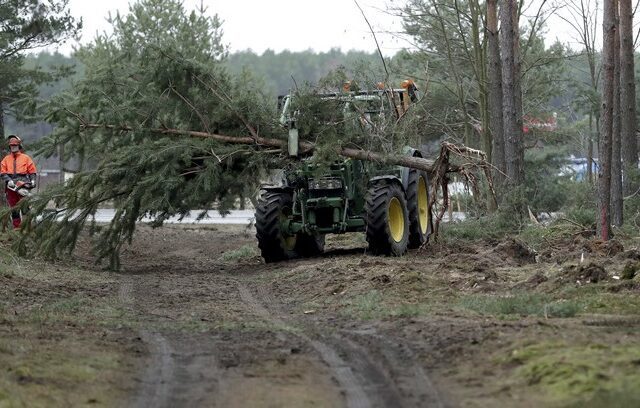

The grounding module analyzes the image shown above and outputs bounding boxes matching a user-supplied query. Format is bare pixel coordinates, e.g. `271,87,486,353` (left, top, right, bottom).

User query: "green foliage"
6,0,285,268
0,0,81,132
226,49,381,96
524,147,572,213
623,196,640,228
440,216,513,242
459,293,581,318
562,182,597,227
516,222,576,252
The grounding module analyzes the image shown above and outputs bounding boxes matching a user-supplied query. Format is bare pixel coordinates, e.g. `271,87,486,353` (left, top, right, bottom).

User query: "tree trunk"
469,1,489,161
598,0,616,240
0,101,4,144
81,123,442,173
487,0,505,188
59,143,66,184
0,102,5,218
611,2,623,226
619,0,638,195
587,113,594,184
499,0,524,189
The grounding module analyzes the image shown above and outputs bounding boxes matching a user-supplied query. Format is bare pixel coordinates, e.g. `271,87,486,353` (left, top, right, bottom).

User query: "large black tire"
406,169,432,248
255,191,298,263
365,182,410,256
295,233,325,257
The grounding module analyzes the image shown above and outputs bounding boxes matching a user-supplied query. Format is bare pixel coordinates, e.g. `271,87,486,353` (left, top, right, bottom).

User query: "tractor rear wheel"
407,169,432,248
255,191,297,263
295,233,325,257
365,182,410,256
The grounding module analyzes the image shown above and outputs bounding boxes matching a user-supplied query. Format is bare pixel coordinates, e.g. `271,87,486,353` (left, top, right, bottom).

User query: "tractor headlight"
309,177,343,190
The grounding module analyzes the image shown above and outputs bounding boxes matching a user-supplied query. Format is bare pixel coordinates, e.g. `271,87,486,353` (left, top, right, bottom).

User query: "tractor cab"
278,80,420,158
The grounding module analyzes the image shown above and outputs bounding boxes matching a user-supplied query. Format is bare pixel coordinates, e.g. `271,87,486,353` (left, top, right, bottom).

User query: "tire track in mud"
119,274,223,407
118,276,176,408
238,283,405,408
344,329,448,408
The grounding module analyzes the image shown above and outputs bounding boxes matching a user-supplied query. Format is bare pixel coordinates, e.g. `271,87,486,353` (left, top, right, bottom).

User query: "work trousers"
5,188,23,228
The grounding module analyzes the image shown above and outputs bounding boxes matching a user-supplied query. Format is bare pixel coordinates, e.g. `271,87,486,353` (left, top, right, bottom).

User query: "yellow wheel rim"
280,208,296,250
388,197,405,242
283,236,297,250
418,176,429,234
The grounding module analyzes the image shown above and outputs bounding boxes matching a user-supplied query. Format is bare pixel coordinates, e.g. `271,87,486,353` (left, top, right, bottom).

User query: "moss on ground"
498,342,640,406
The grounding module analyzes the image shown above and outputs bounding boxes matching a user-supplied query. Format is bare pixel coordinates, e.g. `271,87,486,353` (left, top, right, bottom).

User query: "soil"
2,224,640,407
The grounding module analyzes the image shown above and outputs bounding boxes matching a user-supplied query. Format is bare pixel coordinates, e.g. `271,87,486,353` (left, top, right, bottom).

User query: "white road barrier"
47,209,465,225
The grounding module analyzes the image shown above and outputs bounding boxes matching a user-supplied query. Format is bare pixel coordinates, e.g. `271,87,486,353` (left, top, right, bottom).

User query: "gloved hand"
7,180,15,189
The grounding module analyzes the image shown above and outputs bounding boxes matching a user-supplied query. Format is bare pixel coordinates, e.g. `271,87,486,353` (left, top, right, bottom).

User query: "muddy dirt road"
2,223,639,407
114,225,449,408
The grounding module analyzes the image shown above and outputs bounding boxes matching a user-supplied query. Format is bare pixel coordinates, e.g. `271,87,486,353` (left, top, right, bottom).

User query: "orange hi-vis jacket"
1,151,37,182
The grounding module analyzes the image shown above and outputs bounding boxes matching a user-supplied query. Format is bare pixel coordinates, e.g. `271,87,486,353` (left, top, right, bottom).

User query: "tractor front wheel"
255,191,297,263
365,182,410,256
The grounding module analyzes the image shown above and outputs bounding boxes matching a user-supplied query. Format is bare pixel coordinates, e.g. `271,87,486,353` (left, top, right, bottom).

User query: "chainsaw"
7,180,34,197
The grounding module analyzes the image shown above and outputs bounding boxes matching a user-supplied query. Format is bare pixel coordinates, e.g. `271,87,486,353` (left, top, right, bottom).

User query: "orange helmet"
401,79,416,89
8,135,21,146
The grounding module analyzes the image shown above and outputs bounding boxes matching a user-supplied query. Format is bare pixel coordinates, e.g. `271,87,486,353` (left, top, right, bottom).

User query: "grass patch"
0,252,133,407
459,293,582,318
559,285,640,315
580,292,640,315
499,342,640,405
344,291,427,320
563,385,640,408
440,216,513,242
219,244,257,262
23,296,129,328
0,342,124,407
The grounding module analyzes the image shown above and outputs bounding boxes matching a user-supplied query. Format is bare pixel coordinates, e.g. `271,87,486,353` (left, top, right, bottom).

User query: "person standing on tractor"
1,135,37,229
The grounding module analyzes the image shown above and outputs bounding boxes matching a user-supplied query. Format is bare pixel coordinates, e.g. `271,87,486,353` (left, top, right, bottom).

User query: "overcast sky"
60,0,407,56
56,0,636,57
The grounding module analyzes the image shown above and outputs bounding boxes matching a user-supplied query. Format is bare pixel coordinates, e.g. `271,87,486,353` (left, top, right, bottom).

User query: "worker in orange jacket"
1,135,37,228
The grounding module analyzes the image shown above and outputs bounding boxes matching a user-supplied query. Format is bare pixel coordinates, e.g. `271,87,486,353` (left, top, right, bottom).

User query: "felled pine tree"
8,0,438,269
8,0,285,269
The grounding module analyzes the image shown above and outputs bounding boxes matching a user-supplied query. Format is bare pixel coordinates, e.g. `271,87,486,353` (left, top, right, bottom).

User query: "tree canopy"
0,0,80,136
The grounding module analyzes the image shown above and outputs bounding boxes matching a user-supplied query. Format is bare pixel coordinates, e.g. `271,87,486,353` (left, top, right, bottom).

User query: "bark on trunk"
499,0,525,188
487,0,505,187
598,0,616,240
587,113,593,183
0,101,4,144
611,2,623,226
0,102,5,217
619,0,638,195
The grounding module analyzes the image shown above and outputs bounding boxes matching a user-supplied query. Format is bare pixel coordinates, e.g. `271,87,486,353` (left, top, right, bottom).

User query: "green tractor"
255,82,432,263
